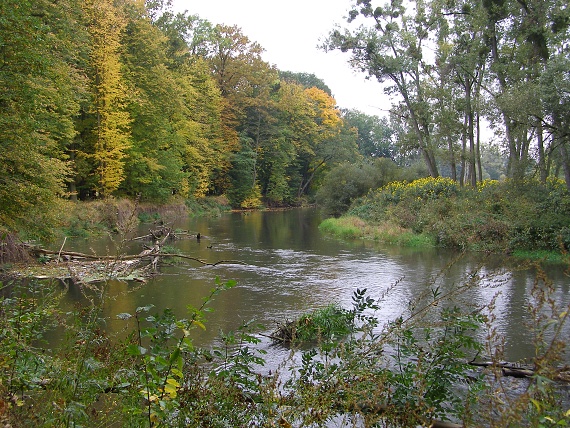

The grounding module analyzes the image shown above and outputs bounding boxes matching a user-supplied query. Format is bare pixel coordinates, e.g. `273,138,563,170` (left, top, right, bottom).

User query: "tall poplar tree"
76,0,131,197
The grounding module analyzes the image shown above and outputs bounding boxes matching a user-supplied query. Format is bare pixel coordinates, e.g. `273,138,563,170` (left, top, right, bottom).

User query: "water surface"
60,208,570,366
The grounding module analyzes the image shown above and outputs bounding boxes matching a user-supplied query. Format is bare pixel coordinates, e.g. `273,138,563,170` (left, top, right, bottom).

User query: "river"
58,208,570,368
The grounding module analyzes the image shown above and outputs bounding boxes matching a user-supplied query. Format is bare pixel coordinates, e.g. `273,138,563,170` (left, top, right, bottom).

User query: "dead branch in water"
11,226,240,283
469,360,570,382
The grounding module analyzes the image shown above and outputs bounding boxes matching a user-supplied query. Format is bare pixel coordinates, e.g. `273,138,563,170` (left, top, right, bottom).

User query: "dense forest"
1,0,569,242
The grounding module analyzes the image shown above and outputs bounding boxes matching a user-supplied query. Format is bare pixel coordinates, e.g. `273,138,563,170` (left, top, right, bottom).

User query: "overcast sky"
171,0,389,117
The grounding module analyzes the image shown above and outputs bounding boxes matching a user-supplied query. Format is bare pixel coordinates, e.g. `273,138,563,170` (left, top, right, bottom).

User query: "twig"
57,236,67,264
160,253,243,266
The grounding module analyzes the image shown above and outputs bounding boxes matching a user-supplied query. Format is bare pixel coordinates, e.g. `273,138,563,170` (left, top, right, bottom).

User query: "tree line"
325,0,570,187
1,0,569,240
0,0,364,238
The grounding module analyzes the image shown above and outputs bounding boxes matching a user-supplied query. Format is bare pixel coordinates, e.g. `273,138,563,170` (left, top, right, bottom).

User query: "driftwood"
469,360,570,382
14,226,240,283
265,320,298,344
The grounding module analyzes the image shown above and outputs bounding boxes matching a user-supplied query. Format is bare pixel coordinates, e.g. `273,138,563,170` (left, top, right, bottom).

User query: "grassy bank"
319,216,436,248
320,177,570,258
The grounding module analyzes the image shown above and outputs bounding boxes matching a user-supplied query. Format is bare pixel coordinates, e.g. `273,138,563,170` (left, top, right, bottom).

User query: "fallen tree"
8,226,239,283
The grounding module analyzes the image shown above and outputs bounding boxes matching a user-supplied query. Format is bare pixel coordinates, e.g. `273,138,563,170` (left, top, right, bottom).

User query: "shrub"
340,178,570,253
271,304,354,346
317,159,401,217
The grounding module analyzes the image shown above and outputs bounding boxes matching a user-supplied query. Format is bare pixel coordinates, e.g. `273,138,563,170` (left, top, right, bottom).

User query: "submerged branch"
10,226,239,283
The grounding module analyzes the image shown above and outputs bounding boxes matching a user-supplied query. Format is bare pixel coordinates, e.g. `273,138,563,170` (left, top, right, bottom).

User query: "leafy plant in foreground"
282,285,486,427
118,277,237,426
1,259,568,427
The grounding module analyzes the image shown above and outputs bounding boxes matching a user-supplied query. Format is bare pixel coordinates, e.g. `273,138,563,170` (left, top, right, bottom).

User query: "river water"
59,208,570,367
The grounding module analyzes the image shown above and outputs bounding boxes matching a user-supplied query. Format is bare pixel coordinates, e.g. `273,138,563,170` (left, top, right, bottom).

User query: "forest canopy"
1,0,569,240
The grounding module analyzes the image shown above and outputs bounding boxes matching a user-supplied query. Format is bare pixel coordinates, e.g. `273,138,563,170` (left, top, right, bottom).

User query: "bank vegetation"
319,176,570,261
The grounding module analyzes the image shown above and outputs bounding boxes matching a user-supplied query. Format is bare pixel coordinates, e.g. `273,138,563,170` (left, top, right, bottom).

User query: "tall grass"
319,216,436,248
318,216,366,239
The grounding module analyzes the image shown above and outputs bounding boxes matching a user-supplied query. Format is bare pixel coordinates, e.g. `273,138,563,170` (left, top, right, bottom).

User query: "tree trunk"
460,116,467,186
297,159,326,199
559,141,570,192
448,136,457,182
488,23,526,182
537,120,547,183
476,113,483,183
397,74,439,178
466,85,477,187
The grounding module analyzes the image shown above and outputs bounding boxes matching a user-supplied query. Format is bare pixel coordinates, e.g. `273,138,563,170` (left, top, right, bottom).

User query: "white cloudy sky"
171,0,389,117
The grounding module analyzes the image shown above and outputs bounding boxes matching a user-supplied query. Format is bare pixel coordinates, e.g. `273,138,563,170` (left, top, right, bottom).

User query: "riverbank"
55,196,231,239
319,177,570,263
320,216,568,263
2,206,569,427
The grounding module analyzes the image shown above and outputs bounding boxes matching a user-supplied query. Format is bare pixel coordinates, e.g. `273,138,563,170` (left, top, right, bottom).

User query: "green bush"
289,304,354,345
317,158,409,217
341,178,570,253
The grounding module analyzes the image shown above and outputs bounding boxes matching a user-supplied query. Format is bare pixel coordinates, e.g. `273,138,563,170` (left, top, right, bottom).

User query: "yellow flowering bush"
381,177,460,204
476,179,500,193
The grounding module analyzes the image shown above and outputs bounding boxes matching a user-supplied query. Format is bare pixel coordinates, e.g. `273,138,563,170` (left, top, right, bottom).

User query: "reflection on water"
58,208,569,365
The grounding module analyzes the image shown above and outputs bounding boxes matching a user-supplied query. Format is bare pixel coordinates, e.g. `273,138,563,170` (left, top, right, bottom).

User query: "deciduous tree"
0,0,83,238
325,0,440,177
76,0,131,198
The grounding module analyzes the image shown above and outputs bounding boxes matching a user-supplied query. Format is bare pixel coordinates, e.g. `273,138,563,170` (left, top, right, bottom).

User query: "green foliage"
278,70,332,95
386,307,484,424
342,177,570,253
283,285,482,427
325,0,441,178
324,0,570,188
5,0,368,221
119,277,240,426
1,264,569,427
342,109,397,159
77,0,132,198
227,143,259,208
5,0,570,244
287,303,355,346
0,0,83,240
317,158,413,217
119,6,189,202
